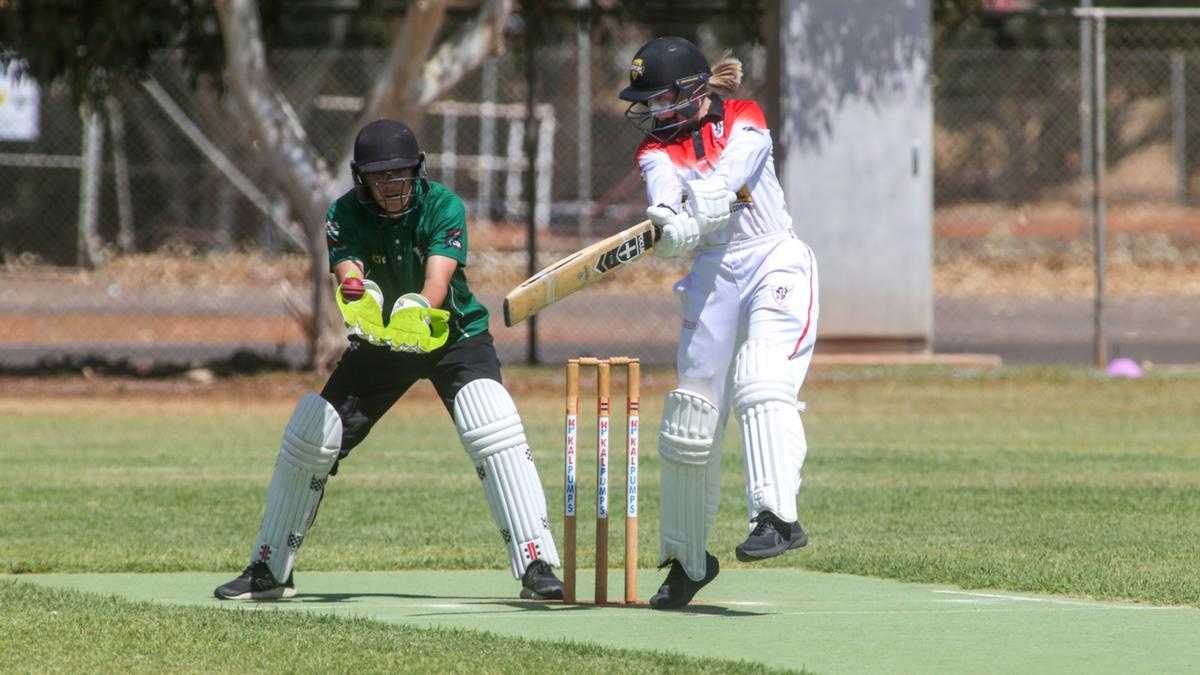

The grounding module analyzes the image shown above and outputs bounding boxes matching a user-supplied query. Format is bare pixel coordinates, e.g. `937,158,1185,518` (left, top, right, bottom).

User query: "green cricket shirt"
325,180,490,343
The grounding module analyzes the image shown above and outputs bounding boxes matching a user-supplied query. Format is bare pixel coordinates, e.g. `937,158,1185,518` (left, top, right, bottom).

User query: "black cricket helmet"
619,37,711,141
351,119,427,218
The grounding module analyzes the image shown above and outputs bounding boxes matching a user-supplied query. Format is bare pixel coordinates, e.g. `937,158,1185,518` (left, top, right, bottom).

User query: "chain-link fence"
0,32,771,372
5,12,1200,372
934,11,1200,365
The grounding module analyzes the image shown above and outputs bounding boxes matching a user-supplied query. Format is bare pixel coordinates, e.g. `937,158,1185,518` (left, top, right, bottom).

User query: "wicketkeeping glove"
648,204,701,259
336,278,389,345
335,283,450,352
385,306,450,353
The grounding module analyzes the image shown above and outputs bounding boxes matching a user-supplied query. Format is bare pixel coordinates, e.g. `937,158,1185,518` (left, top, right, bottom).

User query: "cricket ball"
340,277,365,301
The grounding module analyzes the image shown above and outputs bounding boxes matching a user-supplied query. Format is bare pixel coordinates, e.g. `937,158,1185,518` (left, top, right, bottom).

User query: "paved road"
935,296,1200,364
3,294,1198,369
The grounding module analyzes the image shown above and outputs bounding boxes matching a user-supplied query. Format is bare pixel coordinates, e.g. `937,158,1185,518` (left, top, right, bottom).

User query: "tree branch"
359,0,448,129
416,0,513,107
335,0,514,180
213,0,336,225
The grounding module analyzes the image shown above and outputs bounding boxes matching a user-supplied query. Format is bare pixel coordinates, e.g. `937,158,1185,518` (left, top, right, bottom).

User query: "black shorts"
319,331,502,463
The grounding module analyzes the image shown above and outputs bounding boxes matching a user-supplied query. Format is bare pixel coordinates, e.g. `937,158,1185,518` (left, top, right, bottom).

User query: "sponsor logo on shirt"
371,254,387,265
325,220,340,247
713,121,725,138
445,228,463,250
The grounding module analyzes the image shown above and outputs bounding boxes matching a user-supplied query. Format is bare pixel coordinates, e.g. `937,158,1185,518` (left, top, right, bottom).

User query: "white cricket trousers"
675,230,819,405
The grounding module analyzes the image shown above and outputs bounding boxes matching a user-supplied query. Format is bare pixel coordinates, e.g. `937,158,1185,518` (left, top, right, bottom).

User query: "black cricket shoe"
648,552,719,610
519,560,565,600
734,511,809,562
213,561,296,600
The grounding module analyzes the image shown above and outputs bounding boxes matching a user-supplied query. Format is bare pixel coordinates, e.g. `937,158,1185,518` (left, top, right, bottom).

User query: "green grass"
0,580,782,673
4,365,1200,669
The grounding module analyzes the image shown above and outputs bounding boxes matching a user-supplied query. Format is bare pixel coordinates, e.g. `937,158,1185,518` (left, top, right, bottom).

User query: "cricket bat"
502,188,750,327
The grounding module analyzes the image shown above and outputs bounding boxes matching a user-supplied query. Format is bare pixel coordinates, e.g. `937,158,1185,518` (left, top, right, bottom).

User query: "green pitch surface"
5,366,1200,671
11,569,1200,673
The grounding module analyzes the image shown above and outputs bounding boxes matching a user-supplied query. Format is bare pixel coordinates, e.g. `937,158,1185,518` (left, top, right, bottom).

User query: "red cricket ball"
340,277,365,301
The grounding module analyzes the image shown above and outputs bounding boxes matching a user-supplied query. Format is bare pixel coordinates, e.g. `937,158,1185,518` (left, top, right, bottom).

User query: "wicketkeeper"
215,119,564,601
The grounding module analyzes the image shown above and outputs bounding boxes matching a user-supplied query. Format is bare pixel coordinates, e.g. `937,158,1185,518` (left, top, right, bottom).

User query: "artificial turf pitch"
11,568,1200,673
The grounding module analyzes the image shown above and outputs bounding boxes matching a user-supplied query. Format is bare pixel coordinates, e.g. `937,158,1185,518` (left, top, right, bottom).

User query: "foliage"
0,0,407,102
0,0,223,101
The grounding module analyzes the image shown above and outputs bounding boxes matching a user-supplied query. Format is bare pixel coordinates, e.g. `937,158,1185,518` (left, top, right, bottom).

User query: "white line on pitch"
933,590,1185,610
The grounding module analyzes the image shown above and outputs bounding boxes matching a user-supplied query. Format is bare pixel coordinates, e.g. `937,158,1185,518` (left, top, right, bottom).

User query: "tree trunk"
360,0,448,134
77,103,105,269
106,95,135,253
215,0,341,370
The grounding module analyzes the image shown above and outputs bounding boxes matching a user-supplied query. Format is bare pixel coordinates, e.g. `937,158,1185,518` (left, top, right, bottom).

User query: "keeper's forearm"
421,255,457,308
333,260,364,285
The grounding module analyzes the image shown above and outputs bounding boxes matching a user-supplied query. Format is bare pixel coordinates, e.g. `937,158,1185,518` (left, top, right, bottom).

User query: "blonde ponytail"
707,51,743,97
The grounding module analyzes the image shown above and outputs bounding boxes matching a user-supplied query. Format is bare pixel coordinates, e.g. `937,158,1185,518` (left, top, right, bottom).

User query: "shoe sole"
650,587,713,609
519,587,564,601
214,586,297,601
649,561,720,610
734,535,809,563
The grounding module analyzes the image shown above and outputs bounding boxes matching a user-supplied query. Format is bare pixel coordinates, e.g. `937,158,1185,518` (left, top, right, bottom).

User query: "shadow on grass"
291,592,766,617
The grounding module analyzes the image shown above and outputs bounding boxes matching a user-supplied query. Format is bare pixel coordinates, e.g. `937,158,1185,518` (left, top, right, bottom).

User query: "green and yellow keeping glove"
385,293,451,353
335,282,450,353
335,275,388,346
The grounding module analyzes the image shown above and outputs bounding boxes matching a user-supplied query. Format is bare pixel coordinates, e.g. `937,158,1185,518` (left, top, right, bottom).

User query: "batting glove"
648,204,701,259
684,175,735,236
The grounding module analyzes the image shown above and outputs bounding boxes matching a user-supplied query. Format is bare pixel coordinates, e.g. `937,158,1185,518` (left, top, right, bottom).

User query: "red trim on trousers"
789,249,816,360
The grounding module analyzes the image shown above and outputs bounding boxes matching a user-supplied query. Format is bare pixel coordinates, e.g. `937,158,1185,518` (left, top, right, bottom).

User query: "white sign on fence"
0,62,40,141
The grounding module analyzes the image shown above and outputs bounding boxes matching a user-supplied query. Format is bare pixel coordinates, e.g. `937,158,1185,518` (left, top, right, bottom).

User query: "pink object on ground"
1106,357,1144,379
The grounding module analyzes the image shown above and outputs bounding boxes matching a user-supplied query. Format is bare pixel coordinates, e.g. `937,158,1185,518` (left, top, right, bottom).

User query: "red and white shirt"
635,98,792,248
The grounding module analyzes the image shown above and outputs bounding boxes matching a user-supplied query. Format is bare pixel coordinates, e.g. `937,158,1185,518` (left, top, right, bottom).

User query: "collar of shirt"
698,94,724,126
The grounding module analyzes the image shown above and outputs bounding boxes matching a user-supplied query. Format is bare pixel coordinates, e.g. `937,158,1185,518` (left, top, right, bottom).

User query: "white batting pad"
253,393,342,583
733,339,805,523
453,378,560,578
704,408,731,534
658,389,720,581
